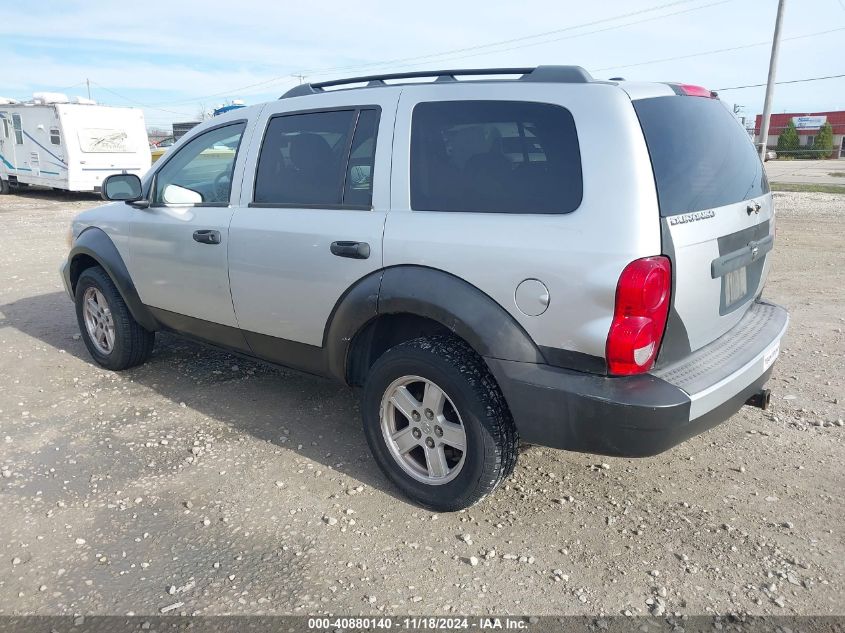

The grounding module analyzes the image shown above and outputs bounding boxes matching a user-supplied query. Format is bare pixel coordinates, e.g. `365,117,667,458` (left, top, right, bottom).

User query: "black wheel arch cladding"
324,265,547,384
68,227,158,331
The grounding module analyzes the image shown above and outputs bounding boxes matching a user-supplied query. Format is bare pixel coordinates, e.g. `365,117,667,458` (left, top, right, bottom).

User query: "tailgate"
633,94,774,361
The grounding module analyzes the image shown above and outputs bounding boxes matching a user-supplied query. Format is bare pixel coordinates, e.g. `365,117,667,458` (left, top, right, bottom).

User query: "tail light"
606,256,672,376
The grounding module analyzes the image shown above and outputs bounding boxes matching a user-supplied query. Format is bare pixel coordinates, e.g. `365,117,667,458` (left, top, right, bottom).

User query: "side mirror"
102,173,143,202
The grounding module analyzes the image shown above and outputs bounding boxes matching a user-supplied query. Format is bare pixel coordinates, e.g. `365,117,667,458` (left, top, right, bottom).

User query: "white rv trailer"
0,93,151,194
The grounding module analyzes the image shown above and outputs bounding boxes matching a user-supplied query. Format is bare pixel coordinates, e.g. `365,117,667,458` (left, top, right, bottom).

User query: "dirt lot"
0,189,842,617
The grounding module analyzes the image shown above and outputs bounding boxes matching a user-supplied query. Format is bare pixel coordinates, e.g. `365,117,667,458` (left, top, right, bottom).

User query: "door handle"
330,241,370,259
193,229,221,245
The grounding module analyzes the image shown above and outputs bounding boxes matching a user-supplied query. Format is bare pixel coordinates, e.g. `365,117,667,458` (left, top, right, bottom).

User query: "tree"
775,119,799,157
813,121,834,159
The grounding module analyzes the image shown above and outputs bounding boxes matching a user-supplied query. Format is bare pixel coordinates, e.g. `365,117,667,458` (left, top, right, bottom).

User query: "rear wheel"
74,266,155,370
362,335,517,510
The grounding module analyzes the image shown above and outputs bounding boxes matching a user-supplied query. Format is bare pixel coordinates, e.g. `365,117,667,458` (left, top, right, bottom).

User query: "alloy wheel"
379,375,467,485
82,287,116,355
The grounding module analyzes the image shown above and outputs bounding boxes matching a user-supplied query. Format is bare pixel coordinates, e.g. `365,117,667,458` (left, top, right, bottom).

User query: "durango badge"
669,209,716,225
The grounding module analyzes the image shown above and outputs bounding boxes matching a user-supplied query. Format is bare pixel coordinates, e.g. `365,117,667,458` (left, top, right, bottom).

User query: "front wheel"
74,266,155,370
0,179,9,195
361,335,518,511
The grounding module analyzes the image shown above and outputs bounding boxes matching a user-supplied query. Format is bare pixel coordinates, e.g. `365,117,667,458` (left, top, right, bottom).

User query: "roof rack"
280,65,593,99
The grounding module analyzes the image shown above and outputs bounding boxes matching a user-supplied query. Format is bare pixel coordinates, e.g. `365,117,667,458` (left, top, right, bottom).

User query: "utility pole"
86,78,91,100
758,0,786,160
291,73,307,85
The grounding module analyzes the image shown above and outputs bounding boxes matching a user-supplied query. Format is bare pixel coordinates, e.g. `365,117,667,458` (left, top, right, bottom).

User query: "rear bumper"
486,300,788,457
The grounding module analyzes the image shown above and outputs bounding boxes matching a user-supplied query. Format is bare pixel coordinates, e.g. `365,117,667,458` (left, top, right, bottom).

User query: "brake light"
606,256,672,376
675,83,716,98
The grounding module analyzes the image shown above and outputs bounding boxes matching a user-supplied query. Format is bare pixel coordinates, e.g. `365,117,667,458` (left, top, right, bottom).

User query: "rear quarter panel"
386,82,660,361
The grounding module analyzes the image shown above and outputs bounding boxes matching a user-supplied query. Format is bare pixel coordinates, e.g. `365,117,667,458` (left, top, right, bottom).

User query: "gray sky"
1,0,842,128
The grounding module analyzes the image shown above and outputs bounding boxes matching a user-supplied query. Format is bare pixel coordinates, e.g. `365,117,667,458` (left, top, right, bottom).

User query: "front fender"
67,227,158,331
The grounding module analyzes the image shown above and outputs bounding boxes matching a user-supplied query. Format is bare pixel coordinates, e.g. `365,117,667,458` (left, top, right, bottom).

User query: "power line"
315,1,732,76
151,0,729,106
299,0,716,75
9,80,87,102
717,72,845,90
89,81,190,115
595,26,845,72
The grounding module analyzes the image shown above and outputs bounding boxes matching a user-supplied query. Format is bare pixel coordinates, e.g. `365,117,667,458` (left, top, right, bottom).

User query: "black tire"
362,335,518,511
0,179,9,195
74,266,155,370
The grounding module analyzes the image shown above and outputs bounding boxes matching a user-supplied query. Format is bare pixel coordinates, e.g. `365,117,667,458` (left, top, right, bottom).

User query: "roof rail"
279,65,593,99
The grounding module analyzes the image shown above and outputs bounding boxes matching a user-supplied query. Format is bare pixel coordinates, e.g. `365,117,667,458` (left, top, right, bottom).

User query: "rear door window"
633,96,769,216
253,107,379,208
410,100,582,214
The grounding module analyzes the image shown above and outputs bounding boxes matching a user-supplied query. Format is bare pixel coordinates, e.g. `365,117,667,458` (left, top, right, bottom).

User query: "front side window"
50,128,61,145
254,107,379,207
153,123,245,205
1,115,9,139
12,114,23,145
411,100,583,214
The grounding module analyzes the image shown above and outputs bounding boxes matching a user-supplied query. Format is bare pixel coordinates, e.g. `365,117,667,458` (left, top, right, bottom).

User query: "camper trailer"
0,93,151,194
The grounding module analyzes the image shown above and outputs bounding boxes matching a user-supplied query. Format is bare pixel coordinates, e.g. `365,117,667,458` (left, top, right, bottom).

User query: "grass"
770,182,845,194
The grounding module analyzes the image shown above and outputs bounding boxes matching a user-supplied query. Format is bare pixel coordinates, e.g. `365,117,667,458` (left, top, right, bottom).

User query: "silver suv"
61,66,788,510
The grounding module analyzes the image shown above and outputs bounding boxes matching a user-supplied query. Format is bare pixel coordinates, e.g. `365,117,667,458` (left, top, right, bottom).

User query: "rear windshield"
634,96,769,216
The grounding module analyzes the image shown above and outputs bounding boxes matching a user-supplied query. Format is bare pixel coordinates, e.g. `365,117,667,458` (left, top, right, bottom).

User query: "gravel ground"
0,189,842,617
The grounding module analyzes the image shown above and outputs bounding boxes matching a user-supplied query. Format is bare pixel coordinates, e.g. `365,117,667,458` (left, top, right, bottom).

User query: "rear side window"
411,100,582,214
634,96,769,216
253,107,379,208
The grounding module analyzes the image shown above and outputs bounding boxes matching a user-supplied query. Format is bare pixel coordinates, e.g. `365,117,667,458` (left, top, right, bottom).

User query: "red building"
754,111,845,158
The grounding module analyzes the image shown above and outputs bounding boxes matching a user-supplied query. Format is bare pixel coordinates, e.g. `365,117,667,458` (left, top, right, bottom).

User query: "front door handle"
330,241,370,259
193,230,221,245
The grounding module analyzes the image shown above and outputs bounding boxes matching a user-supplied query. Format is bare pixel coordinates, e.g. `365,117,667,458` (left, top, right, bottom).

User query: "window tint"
153,123,245,205
411,100,582,214
255,109,371,206
633,96,769,216
50,128,61,145
12,114,23,145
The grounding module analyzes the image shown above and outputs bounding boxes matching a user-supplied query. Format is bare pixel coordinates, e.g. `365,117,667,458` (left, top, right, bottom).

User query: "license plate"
724,267,748,306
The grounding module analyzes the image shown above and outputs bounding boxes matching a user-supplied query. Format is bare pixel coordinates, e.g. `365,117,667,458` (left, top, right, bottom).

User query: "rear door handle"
193,230,221,245
330,241,370,259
